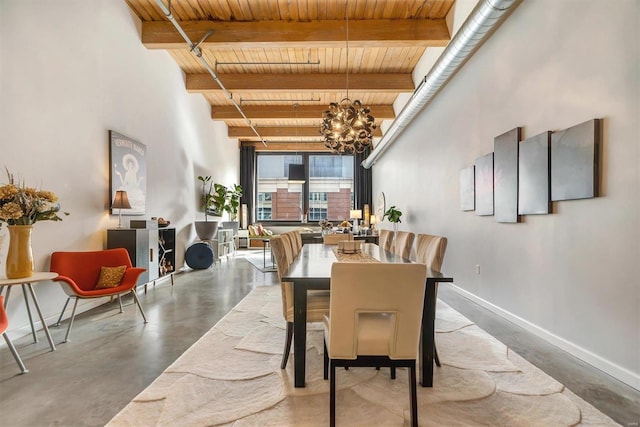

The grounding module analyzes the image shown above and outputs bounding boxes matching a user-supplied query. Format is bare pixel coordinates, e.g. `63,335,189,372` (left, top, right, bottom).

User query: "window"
255,153,354,222
256,193,272,220
308,192,328,221
256,154,303,221
308,155,354,221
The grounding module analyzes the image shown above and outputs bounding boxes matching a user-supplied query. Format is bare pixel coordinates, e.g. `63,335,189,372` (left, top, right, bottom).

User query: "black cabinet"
107,228,175,285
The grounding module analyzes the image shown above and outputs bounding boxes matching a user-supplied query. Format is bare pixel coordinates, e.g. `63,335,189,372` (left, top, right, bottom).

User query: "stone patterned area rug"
107,285,618,426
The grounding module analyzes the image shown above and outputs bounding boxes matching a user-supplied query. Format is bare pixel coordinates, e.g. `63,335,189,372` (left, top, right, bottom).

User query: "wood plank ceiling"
125,0,454,151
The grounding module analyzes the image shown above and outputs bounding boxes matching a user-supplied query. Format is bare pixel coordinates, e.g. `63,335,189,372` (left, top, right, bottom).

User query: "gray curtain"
354,148,373,212
240,145,255,226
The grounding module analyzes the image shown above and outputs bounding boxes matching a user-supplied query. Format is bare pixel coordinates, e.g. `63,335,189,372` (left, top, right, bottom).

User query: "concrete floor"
0,251,638,426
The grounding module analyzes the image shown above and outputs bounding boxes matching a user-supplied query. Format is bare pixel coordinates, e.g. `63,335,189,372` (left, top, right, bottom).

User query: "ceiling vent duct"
362,0,521,169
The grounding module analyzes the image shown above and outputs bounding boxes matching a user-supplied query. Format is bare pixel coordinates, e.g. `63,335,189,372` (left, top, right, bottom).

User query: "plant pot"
194,221,218,241
221,221,239,236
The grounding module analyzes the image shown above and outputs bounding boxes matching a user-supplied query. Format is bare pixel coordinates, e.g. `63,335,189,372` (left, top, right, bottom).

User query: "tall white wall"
0,1,238,337
373,0,639,389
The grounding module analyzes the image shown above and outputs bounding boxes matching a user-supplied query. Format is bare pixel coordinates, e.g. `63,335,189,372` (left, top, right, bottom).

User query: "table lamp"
112,190,132,228
350,209,362,234
369,214,378,234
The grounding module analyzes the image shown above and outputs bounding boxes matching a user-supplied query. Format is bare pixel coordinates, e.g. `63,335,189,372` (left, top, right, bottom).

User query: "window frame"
254,152,355,224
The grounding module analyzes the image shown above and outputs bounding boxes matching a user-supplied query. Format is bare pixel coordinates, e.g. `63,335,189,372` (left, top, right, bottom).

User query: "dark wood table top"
283,243,449,282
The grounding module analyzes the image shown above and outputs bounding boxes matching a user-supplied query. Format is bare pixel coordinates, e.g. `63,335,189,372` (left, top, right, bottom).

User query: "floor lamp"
112,190,131,228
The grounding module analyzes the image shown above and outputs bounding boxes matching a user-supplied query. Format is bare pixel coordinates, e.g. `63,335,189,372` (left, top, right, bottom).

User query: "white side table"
0,272,59,356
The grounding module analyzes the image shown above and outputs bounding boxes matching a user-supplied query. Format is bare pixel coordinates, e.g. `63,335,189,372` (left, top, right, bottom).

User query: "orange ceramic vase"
5,225,34,279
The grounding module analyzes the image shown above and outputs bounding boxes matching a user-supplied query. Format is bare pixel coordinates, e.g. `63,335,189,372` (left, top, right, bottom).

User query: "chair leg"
391,367,396,379
3,332,28,374
408,362,418,427
63,297,79,343
323,339,329,380
55,297,71,326
117,295,123,313
281,322,293,369
130,290,148,323
330,361,337,427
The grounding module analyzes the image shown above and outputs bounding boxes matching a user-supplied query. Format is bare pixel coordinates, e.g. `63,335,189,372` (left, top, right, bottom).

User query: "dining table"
282,243,453,388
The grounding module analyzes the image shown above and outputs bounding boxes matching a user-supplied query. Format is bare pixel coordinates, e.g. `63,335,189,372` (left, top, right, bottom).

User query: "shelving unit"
216,229,235,259
158,227,175,278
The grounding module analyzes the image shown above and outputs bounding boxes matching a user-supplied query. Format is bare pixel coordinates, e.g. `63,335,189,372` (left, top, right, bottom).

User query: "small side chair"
50,248,148,343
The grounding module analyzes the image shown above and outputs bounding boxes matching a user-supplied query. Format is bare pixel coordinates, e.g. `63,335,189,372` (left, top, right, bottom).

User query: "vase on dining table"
5,225,35,279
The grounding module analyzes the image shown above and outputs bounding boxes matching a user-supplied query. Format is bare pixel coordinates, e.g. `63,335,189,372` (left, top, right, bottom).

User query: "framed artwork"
459,166,475,211
551,118,601,201
109,130,147,215
494,127,521,223
475,153,494,216
518,131,551,215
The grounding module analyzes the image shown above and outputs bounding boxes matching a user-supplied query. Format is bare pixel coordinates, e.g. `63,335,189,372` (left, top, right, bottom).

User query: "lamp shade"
112,190,132,209
350,209,362,219
369,214,377,224
288,164,305,184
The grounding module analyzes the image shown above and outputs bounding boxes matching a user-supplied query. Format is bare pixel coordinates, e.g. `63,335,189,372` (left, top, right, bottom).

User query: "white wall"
0,0,238,338
373,0,640,389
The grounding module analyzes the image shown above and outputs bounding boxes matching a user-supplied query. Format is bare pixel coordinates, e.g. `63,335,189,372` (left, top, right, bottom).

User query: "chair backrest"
323,233,353,245
292,230,303,252
378,229,394,252
393,231,415,260
269,236,293,319
328,262,427,360
280,233,296,264
415,234,448,272
0,296,8,335
50,248,134,291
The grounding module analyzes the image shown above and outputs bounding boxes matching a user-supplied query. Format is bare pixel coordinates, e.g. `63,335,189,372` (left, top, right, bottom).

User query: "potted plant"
211,183,228,217
383,205,403,232
383,205,402,252
222,184,242,236
194,175,218,240
224,184,243,221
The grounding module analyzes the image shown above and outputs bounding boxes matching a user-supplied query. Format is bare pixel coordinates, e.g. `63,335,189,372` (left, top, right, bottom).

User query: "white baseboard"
450,284,640,392
1,298,106,344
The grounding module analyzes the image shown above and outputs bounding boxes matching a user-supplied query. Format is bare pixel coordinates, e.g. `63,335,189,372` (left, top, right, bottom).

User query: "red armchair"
1,295,28,373
50,248,148,342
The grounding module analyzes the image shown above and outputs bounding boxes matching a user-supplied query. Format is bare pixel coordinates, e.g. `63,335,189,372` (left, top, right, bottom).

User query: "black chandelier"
320,2,375,154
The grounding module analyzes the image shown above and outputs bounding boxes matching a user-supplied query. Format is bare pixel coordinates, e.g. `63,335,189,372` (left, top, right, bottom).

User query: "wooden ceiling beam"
241,141,330,152
229,126,383,138
142,19,450,49
188,73,413,93
212,104,395,120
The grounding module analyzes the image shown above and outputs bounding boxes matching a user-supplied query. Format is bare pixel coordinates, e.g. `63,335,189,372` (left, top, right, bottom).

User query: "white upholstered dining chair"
322,233,353,245
378,229,394,252
323,262,427,427
415,233,448,366
270,236,330,369
393,231,415,259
